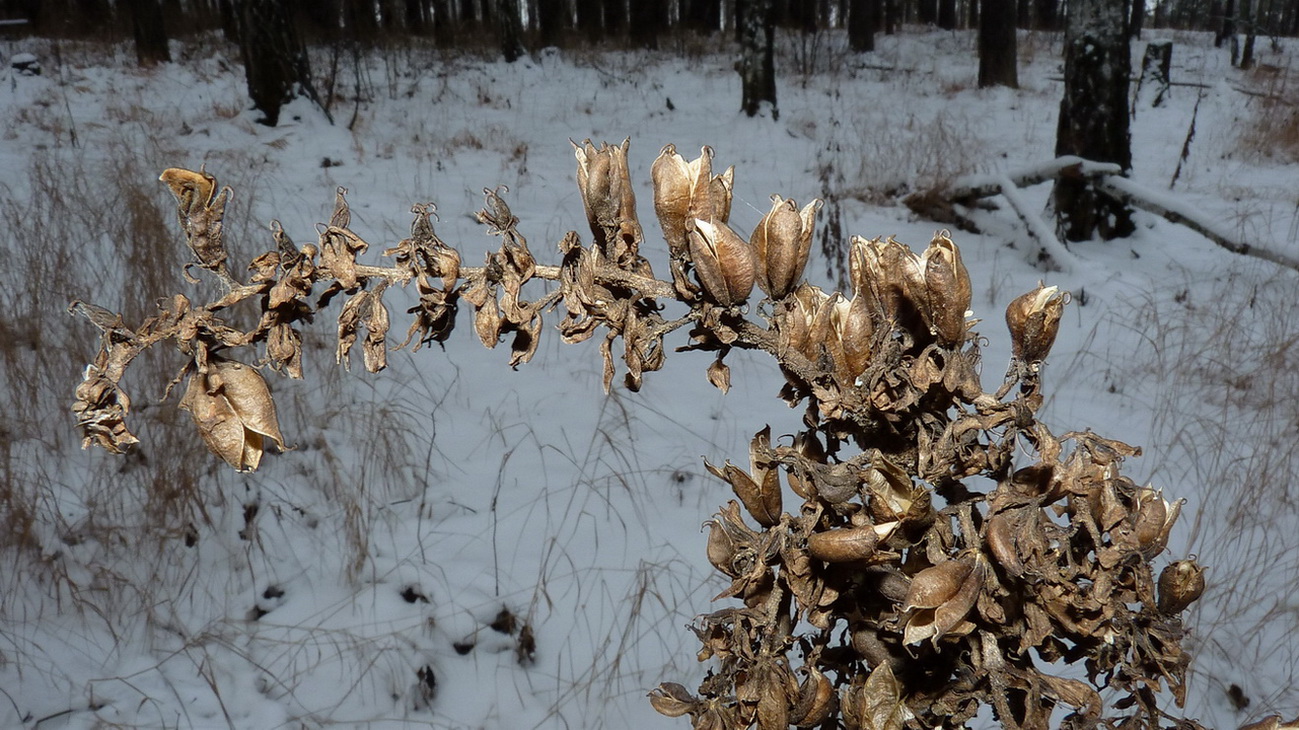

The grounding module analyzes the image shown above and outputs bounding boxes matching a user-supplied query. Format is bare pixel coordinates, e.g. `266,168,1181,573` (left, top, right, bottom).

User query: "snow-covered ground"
1,26,1296,729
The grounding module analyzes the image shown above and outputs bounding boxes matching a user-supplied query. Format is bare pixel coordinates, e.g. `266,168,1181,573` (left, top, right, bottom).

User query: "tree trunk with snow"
737,0,777,119
125,0,171,67
1053,0,1134,241
978,0,1018,87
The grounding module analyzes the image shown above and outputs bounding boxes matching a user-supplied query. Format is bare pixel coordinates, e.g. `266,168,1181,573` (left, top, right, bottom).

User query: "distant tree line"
5,0,1299,47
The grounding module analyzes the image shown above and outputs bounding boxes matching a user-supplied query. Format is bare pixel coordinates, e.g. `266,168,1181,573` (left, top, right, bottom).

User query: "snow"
1,26,1297,730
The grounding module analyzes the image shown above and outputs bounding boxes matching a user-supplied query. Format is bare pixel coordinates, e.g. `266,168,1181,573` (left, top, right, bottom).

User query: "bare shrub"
68,138,1205,730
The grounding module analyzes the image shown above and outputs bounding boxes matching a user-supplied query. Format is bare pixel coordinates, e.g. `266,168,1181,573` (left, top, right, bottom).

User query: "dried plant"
70,139,1204,730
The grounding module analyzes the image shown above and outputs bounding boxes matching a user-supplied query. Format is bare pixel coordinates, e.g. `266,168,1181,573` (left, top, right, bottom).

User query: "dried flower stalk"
71,139,1205,730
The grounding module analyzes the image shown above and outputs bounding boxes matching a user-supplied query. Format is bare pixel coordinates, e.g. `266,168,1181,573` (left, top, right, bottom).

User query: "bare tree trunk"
498,0,525,60
1033,0,1058,28
884,0,898,31
576,0,602,35
938,0,957,27
684,0,723,31
236,0,329,126
603,0,625,32
536,0,565,45
125,0,171,66
1053,0,1134,241
1128,0,1144,36
1216,0,1235,46
918,0,938,23
630,0,664,48
848,0,878,50
736,0,777,118
979,0,1017,87
1239,0,1257,68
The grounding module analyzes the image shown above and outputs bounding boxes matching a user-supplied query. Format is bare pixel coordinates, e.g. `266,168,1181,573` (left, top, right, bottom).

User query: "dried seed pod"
705,458,781,528
751,196,822,300
919,230,971,345
1132,487,1181,557
875,237,926,331
1006,283,1067,363
840,662,905,730
1157,558,1206,615
847,236,888,327
652,145,714,257
780,283,829,361
709,164,734,223
687,218,756,307
159,167,215,218
984,510,1025,577
703,519,740,578
788,666,835,728
179,359,287,472
807,522,896,563
649,683,701,718
839,294,874,381
902,553,986,645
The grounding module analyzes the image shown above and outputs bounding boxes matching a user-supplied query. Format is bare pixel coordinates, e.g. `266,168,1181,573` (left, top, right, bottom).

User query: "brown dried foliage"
71,141,1203,730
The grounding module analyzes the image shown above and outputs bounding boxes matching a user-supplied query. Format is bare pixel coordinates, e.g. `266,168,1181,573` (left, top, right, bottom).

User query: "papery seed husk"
210,359,287,452
922,231,971,345
689,219,756,307
839,293,874,380
710,165,734,223
649,683,699,718
685,146,715,223
179,372,246,471
754,662,795,730
877,238,922,328
807,527,879,563
985,511,1025,577
753,196,801,299
1132,487,1168,549
651,145,692,256
474,302,503,349
706,356,731,394
704,519,739,577
1157,559,1206,614
789,666,835,728
903,556,974,610
1007,284,1066,362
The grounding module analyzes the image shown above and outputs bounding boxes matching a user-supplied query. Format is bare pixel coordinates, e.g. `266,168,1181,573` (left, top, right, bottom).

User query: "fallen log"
1094,175,1299,273
903,156,1299,274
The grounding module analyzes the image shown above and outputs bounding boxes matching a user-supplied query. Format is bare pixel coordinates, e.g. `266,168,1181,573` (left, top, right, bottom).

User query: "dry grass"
1236,62,1299,163
1072,262,1299,720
